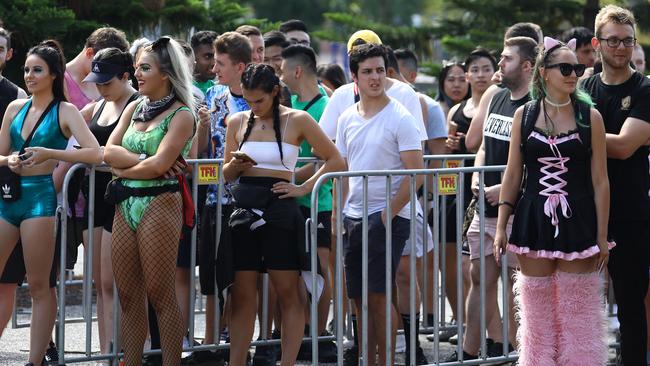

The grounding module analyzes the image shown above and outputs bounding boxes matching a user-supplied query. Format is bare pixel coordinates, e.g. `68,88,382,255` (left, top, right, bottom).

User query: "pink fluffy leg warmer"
555,271,608,366
512,272,556,366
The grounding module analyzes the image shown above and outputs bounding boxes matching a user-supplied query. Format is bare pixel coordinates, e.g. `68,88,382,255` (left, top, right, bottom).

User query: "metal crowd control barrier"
308,164,516,366
24,156,538,365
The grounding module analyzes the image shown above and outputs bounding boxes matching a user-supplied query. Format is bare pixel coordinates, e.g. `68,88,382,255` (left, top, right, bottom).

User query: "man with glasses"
279,19,310,46
582,5,650,366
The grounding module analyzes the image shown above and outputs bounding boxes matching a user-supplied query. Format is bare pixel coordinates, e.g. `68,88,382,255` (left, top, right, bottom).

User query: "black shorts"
82,172,115,233
231,220,301,272
176,225,195,268
199,204,233,295
176,179,206,269
300,207,332,250
0,240,59,288
343,211,409,298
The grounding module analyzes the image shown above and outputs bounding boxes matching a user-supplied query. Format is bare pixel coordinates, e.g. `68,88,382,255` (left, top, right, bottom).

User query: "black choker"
133,93,176,122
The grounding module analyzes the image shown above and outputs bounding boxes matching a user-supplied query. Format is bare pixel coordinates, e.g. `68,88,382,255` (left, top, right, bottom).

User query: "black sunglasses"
546,63,586,77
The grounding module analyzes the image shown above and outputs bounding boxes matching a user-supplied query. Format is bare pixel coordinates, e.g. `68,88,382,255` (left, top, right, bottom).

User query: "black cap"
83,61,125,84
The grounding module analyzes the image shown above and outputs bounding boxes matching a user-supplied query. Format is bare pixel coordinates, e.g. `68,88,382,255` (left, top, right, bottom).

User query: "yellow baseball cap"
347,30,382,53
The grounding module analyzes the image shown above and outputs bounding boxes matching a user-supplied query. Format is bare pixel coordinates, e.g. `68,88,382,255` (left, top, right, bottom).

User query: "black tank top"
0,77,19,125
89,94,139,145
482,88,529,217
450,100,472,154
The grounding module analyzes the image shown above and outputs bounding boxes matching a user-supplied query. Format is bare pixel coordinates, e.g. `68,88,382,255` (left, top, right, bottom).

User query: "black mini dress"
507,127,613,260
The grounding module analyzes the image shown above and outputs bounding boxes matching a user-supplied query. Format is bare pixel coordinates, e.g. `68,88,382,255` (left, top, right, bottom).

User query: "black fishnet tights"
112,193,184,366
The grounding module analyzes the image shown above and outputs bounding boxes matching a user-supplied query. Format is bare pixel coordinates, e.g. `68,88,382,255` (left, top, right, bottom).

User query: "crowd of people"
0,4,649,366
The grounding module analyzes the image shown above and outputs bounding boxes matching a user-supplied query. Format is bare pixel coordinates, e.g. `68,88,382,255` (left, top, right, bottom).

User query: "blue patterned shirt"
204,84,250,205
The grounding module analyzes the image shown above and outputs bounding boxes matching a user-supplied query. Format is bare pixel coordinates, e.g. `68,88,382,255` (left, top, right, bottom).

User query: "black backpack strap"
519,100,540,153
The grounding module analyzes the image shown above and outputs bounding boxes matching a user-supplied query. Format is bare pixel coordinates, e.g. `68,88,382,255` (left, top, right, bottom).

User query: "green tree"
437,0,584,57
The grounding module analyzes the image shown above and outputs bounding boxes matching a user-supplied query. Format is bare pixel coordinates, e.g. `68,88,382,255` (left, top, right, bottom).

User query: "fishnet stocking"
112,192,184,366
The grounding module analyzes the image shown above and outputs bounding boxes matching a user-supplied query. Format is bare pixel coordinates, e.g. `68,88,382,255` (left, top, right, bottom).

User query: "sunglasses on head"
545,63,586,77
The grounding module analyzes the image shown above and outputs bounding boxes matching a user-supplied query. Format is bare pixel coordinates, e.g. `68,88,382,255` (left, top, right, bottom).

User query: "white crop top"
238,114,300,172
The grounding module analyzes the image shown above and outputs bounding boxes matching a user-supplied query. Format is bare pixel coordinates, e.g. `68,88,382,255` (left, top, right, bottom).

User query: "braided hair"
239,63,286,168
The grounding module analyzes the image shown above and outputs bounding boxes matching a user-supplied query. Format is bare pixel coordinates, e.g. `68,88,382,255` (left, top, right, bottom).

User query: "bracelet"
459,136,467,152
498,200,515,209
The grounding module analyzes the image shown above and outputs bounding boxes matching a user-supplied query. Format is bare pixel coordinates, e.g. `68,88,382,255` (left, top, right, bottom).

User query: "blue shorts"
0,175,57,227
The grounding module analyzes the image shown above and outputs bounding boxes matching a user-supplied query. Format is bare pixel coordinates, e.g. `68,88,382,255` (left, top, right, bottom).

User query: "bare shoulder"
6,98,30,115
227,110,249,129
286,108,317,130
59,101,82,115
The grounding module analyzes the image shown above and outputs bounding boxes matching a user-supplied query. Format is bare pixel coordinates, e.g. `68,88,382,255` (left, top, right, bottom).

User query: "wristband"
498,200,515,209
459,136,467,152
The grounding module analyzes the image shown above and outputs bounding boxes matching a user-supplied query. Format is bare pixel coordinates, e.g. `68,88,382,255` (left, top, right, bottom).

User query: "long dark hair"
27,39,67,101
435,60,469,108
239,63,285,167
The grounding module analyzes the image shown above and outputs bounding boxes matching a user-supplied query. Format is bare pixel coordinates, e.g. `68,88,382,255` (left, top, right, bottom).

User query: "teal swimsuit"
118,102,193,230
0,100,68,226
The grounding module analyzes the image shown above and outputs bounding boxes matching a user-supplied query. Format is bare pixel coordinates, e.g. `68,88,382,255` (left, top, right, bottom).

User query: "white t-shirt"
421,94,448,140
321,79,427,142
336,99,423,219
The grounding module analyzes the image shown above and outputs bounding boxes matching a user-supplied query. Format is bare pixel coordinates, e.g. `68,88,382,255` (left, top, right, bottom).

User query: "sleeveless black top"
0,77,19,124
482,88,530,217
89,93,139,146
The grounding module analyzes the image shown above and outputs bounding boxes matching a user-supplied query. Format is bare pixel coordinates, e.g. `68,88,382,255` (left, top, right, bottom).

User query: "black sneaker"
271,328,282,360
318,333,338,363
343,345,358,366
404,345,428,365
487,341,515,357
142,353,163,366
253,343,277,366
182,350,226,366
441,350,477,362
296,341,312,361
43,341,58,365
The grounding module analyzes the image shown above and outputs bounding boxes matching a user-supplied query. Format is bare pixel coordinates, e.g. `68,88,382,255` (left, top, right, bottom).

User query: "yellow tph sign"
438,160,460,196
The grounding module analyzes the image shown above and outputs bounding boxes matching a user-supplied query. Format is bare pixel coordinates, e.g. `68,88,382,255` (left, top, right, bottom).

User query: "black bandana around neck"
133,92,177,122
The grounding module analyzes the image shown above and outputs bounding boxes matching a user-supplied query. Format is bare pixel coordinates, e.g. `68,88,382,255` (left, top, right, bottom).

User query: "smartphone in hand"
19,152,33,161
231,151,258,165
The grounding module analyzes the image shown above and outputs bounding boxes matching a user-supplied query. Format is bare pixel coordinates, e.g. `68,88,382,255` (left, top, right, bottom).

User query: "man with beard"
443,36,537,362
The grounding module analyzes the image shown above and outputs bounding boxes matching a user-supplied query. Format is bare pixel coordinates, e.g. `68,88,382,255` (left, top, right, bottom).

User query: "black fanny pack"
104,178,180,205
0,168,21,202
230,183,275,209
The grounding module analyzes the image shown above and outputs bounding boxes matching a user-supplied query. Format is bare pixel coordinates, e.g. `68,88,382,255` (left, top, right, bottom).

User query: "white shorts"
401,213,433,258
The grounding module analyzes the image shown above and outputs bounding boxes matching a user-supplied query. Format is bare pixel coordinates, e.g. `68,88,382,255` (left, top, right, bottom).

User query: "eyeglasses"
598,37,636,48
545,63,586,77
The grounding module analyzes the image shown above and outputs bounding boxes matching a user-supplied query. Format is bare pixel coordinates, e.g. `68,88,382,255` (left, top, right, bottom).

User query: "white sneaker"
395,334,406,353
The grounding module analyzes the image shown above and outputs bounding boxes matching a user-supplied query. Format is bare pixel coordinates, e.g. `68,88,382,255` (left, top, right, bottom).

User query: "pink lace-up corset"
530,130,583,237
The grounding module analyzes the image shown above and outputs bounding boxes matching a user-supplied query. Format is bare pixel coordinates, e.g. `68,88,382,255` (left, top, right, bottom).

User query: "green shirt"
292,86,332,212
194,79,214,96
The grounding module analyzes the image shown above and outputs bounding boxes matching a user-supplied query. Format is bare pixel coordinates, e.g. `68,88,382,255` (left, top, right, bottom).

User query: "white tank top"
238,114,300,172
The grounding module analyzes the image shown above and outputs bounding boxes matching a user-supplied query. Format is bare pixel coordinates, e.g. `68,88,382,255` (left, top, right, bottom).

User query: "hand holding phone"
231,151,257,165
19,151,33,161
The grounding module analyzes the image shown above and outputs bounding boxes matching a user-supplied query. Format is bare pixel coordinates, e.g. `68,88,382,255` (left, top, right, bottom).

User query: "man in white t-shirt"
336,43,424,366
321,72,427,141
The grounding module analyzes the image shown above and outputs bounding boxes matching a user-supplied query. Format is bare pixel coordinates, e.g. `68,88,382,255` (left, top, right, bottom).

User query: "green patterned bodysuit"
119,103,193,230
